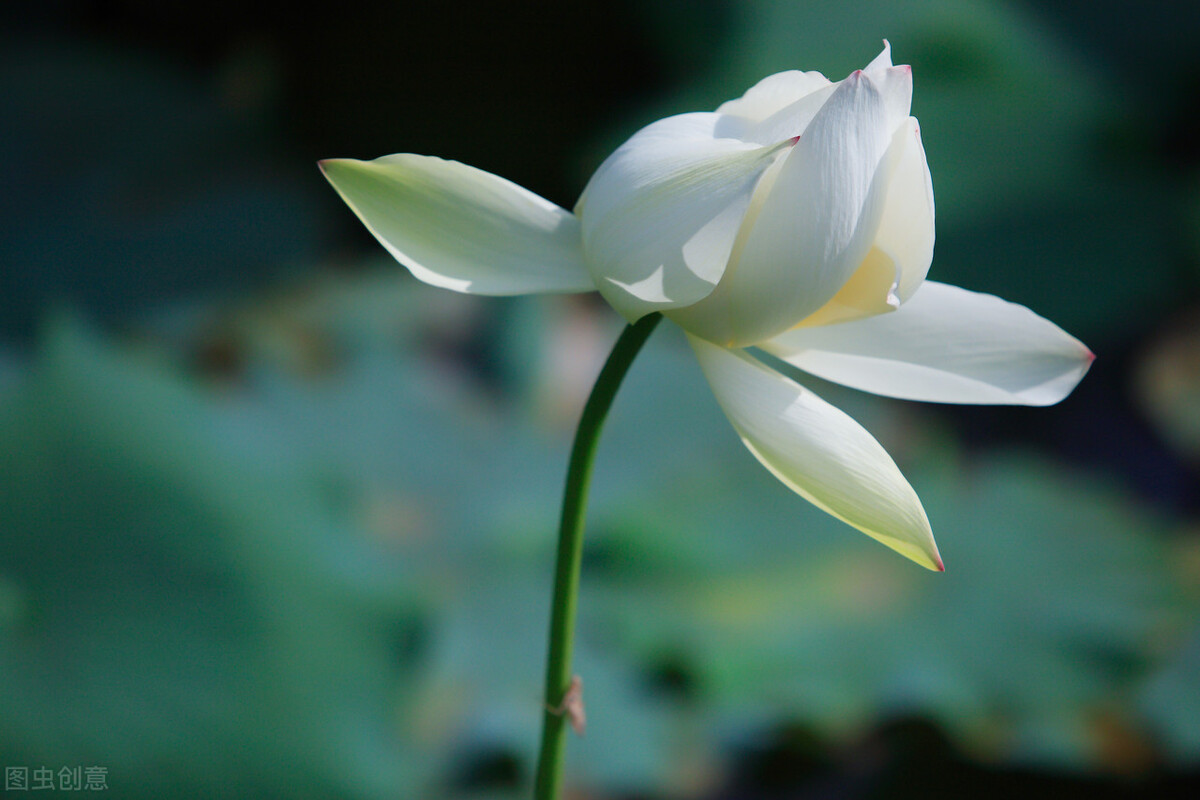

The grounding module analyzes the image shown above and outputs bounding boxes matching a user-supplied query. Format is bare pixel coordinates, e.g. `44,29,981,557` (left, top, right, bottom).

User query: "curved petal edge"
689,335,944,571
578,113,791,322
762,282,1095,406
320,155,594,295
688,63,915,346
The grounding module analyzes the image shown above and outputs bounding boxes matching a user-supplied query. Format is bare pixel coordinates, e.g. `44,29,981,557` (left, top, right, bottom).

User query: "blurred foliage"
2,0,1200,798
0,33,332,341
0,318,421,799
2,288,1197,797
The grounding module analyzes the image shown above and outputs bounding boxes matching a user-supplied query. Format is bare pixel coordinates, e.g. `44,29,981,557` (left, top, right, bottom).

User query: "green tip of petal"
315,152,595,296
316,158,356,189
317,157,355,181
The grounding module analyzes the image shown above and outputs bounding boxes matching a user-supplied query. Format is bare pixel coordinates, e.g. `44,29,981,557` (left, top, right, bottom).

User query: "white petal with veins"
690,335,943,571
762,282,1095,405
320,155,593,295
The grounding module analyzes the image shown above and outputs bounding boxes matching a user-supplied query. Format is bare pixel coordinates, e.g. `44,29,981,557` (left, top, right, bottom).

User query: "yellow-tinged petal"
320,155,593,295
789,116,935,329
791,245,900,330
875,118,935,304
689,335,943,571
674,64,914,347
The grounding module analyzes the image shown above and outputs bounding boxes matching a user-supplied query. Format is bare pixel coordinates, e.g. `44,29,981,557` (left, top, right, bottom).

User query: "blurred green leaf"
0,317,421,799
1139,627,1200,765
197,283,1199,786
7,285,1196,797
587,439,1189,769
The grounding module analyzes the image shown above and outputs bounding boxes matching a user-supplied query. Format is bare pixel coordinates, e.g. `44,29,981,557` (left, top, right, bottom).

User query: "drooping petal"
577,112,792,322
320,155,594,295
675,64,916,347
690,335,943,571
760,282,1095,406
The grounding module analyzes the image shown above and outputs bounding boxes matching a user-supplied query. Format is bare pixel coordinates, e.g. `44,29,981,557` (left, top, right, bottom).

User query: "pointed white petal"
578,112,790,322
788,115,935,328
690,335,943,571
865,43,913,133
864,40,894,72
761,282,1095,406
676,64,914,346
718,42,905,145
320,155,593,295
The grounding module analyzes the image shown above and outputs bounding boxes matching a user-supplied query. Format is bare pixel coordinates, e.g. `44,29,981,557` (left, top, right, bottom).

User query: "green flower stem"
534,311,663,800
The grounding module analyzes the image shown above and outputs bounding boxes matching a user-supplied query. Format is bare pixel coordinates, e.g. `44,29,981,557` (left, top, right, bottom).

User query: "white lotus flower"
320,42,1093,571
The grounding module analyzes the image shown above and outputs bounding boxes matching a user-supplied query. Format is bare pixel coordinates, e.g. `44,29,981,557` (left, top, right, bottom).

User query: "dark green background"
2,1,1199,797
